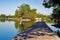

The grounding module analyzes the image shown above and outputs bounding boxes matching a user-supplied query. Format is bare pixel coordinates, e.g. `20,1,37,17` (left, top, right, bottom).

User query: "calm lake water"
0,21,18,40
0,20,60,40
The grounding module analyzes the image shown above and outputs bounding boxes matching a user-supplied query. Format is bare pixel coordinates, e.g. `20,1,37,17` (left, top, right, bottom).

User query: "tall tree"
29,9,37,21
15,10,19,18
15,4,37,20
43,0,60,27
18,4,30,18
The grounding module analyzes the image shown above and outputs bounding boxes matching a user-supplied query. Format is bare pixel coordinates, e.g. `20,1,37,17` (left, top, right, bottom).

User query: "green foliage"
46,15,54,23
36,13,54,23
43,0,60,8
0,4,54,23
29,9,37,21
18,4,30,18
15,22,19,29
15,4,37,20
15,10,19,18
14,21,35,32
36,13,45,18
0,14,6,18
43,0,60,27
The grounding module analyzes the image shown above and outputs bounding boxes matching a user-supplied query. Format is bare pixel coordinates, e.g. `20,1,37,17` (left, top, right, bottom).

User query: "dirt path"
12,22,60,40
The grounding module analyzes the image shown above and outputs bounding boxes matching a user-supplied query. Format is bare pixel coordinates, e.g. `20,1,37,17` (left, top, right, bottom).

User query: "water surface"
0,21,18,40
0,20,60,40
0,20,35,40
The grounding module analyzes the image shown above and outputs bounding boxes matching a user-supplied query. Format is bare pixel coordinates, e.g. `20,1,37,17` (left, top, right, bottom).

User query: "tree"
18,4,30,18
15,4,37,20
43,0,60,27
46,15,54,23
15,9,19,18
29,9,37,21
43,0,60,8
0,14,6,18
36,13,45,18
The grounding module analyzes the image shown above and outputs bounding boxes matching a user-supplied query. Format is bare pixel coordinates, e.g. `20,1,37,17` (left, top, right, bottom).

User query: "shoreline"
12,22,60,40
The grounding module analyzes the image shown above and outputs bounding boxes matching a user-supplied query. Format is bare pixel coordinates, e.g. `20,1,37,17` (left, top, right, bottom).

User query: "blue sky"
0,0,53,15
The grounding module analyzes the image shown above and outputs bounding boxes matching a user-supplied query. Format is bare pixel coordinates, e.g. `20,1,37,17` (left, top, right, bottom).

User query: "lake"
0,20,60,40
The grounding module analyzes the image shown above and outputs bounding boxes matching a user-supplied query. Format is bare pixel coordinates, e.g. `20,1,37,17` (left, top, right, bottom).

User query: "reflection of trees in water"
0,19,14,22
0,19,35,33
15,22,19,29
14,21,35,32
0,19,5,22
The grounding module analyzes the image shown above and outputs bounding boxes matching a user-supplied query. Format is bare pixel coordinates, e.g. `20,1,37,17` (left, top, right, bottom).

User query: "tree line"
0,4,53,22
